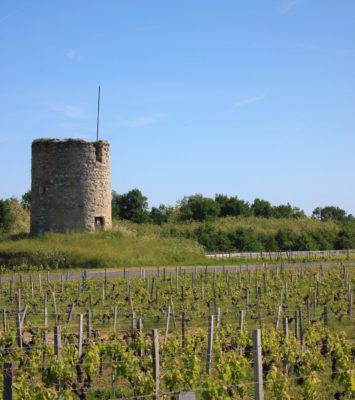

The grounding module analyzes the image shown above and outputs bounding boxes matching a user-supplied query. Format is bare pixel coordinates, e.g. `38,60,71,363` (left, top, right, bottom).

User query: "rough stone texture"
30,139,111,234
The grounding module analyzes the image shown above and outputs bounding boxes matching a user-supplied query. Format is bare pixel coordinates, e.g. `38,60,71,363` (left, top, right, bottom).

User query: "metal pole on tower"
96,85,101,141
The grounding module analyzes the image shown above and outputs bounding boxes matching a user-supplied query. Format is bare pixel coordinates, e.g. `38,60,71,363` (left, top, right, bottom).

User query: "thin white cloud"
233,94,266,108
114,115,161,129
0,4,28,24
66,50,82,62
279,0,303,14
51,104,86,118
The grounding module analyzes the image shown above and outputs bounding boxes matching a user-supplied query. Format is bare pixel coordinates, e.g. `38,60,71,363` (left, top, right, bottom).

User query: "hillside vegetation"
0,229,206,270
0,190,354,269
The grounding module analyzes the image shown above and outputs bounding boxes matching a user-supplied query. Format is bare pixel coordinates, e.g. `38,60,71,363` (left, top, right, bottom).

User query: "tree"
310,230,337,250
21,190,31,211
194,224,232,252
291,207,306,219
321,206,347,222
178,194,220,222
150,205,174,225
112,189,149,223
312,206,347,222
293,233,318,251
0,199,15,233
259,233,278,251
272,203,293,219
312,207,322,220
111,191,121,220
252,198,272,218
275,229,297,251
215,194,252,217
335,221,355,249
228,228,263,252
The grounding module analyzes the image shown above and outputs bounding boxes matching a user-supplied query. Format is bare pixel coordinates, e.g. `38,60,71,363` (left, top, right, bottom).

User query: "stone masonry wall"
30,139,111,234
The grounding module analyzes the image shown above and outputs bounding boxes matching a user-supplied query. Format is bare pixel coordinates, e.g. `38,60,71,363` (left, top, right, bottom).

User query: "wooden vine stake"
20,304,28,327
78,314,83,358
102,282,105,306
44,293,48,345
276,305,282,330
307,298,311,324
131,311,136,335
3,362,12,400
294,309,299,340
252,329,264,400
170,298,176,328
52,292,57,323
113,306,118,332
283,317,289,338
239,310,244,331
206,315,214,375
216,307,221,328
164,305,171,345
38,272,42,293
30,276,34,300
152,329,160,400
16,313,22,349
67,303,75,324
54,325,62,360
324,306,329,328
2,309,7,334
16,288,21,316
246,288,250,312
299,308,304,351
137,318,143,357
86,309,92,339
348,292,353,318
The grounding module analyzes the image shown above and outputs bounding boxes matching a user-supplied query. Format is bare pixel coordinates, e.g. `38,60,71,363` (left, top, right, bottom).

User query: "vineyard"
0,263,354,399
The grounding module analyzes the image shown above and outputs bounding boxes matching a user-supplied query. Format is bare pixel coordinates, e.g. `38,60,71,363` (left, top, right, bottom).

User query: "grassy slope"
0,217,348,270
0,230,206,269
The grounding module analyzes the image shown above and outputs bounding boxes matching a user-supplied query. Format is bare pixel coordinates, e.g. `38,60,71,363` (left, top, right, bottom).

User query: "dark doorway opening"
95,217,105,231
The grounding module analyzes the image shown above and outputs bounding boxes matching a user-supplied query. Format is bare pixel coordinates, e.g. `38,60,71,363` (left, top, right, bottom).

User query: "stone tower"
30,139,111,234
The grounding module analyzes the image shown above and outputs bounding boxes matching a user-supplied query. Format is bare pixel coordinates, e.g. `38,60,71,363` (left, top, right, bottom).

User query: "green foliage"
178,194,220,222
192,223,346,253
0,265,354,398
150,204,174,225
229,228,263,252
0,229,206,269
335,221,355,249
112,189,149,223
312,206,351,222
21,190,31,211
252,198,273,218
215,194,252,217
111,191,120,220
0,199,14,233
194,224,232,252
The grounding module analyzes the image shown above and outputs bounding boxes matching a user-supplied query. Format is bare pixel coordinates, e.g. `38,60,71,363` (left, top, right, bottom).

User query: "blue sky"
0,0,354,215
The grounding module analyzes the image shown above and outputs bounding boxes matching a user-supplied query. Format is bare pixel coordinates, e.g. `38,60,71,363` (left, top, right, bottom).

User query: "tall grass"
0,230,206,269
0,217,345,270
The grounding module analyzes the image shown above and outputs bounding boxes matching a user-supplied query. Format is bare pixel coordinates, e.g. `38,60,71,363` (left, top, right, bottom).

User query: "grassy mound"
0,229,206,269
0,218,351,271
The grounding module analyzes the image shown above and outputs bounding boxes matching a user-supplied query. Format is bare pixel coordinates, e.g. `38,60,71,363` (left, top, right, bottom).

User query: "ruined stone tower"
30,139,111,234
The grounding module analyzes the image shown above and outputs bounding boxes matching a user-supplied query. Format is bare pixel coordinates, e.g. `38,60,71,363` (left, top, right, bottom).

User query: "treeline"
1,189,354,253
111,189,355,252
112,189,353,224
192,225,354,252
